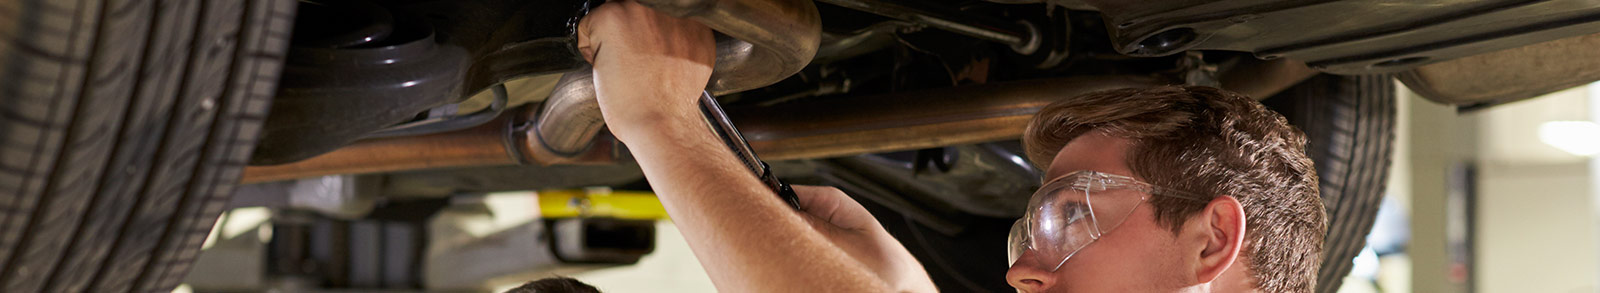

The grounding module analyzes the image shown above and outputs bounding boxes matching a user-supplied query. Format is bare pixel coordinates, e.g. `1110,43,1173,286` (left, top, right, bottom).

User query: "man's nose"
1005,251,1057,292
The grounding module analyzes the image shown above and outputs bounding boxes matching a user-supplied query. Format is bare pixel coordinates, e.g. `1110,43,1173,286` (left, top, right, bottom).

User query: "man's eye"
1056,202,1090,217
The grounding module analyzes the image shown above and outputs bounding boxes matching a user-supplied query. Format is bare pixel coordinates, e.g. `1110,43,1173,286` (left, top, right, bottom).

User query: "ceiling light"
1539,121,1600,156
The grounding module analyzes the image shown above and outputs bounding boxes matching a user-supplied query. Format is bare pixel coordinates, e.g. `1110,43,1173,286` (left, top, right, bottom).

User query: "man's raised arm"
575,1,904,291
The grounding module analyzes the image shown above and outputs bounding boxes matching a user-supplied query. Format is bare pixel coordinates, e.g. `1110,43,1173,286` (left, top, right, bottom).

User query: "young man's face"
1005,132,1194,292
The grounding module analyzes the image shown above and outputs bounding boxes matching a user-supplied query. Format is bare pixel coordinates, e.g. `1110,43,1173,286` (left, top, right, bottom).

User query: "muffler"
534,0,822,155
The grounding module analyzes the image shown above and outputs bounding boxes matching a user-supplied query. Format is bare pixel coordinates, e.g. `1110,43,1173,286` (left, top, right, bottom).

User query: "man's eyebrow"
1041,168,1063,184
1041,168,1075,185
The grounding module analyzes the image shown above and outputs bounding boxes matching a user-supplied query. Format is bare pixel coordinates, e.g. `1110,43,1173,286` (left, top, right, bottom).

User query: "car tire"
1262,74,1396,293
0,0,295,291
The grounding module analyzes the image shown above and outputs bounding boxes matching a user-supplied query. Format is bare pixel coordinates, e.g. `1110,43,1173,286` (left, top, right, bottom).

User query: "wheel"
1262,74,1396,293
0,0,295,291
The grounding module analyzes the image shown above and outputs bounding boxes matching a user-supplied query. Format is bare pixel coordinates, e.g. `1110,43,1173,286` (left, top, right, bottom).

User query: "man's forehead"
1042,132,1138,183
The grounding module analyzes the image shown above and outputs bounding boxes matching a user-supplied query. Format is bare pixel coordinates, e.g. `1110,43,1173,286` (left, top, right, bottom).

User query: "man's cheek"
1064,234,1165,289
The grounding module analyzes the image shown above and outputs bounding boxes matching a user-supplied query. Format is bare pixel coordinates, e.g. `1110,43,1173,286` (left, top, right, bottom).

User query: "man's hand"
576,0,715,141
794,185,939,292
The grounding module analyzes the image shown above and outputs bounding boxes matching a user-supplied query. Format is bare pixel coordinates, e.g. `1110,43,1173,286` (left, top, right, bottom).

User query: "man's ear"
1191,195,1246,284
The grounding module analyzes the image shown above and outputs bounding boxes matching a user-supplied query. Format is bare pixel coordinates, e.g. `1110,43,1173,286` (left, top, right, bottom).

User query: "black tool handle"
760,162,803,209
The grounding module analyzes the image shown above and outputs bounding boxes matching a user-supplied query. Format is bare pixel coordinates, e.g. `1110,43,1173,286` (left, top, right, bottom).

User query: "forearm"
615,105,891,292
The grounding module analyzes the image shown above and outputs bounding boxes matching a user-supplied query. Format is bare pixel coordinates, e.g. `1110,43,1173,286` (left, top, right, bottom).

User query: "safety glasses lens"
1008,174,1152,272
1007,218,1026,266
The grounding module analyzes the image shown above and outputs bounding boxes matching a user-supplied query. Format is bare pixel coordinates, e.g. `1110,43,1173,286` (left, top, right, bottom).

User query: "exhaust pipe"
241,75,1169,184
536,0,822,155
731,76,1165,160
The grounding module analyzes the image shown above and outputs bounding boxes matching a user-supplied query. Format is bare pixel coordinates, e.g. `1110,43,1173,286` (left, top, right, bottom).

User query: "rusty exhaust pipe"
535,0,823,155
732,76,1166,160
243,115,521,184
242,75,1169,183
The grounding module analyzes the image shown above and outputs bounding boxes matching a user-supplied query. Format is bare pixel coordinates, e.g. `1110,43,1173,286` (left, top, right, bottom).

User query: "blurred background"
1332,80,1600,293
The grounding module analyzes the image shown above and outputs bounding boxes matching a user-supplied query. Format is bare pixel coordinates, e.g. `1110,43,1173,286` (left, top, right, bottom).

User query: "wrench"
697,91,803,210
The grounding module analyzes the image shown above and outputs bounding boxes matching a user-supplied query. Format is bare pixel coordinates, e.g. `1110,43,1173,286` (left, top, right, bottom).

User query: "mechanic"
575,0,1326,292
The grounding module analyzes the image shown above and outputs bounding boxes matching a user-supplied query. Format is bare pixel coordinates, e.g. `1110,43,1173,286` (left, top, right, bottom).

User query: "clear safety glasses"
1007,170,1205,272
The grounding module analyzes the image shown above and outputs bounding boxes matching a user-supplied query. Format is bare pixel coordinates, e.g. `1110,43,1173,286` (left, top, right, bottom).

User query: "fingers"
577,0,717,136
573,0,714,67
575,0,612,64
575,0,620,65
576,26,598,64
792,185,878,231
793,185,839,217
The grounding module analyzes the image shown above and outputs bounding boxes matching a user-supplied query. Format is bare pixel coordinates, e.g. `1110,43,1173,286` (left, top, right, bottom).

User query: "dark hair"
504,276,601,293
1022,85,1325,293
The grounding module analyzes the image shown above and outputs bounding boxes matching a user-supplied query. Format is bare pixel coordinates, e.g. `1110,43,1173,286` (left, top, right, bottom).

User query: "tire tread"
1265,74,1396,293
0,0,293,291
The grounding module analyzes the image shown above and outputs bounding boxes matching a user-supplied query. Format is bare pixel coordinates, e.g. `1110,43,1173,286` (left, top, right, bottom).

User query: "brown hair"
504,276,601,293
1022,86,1325,293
